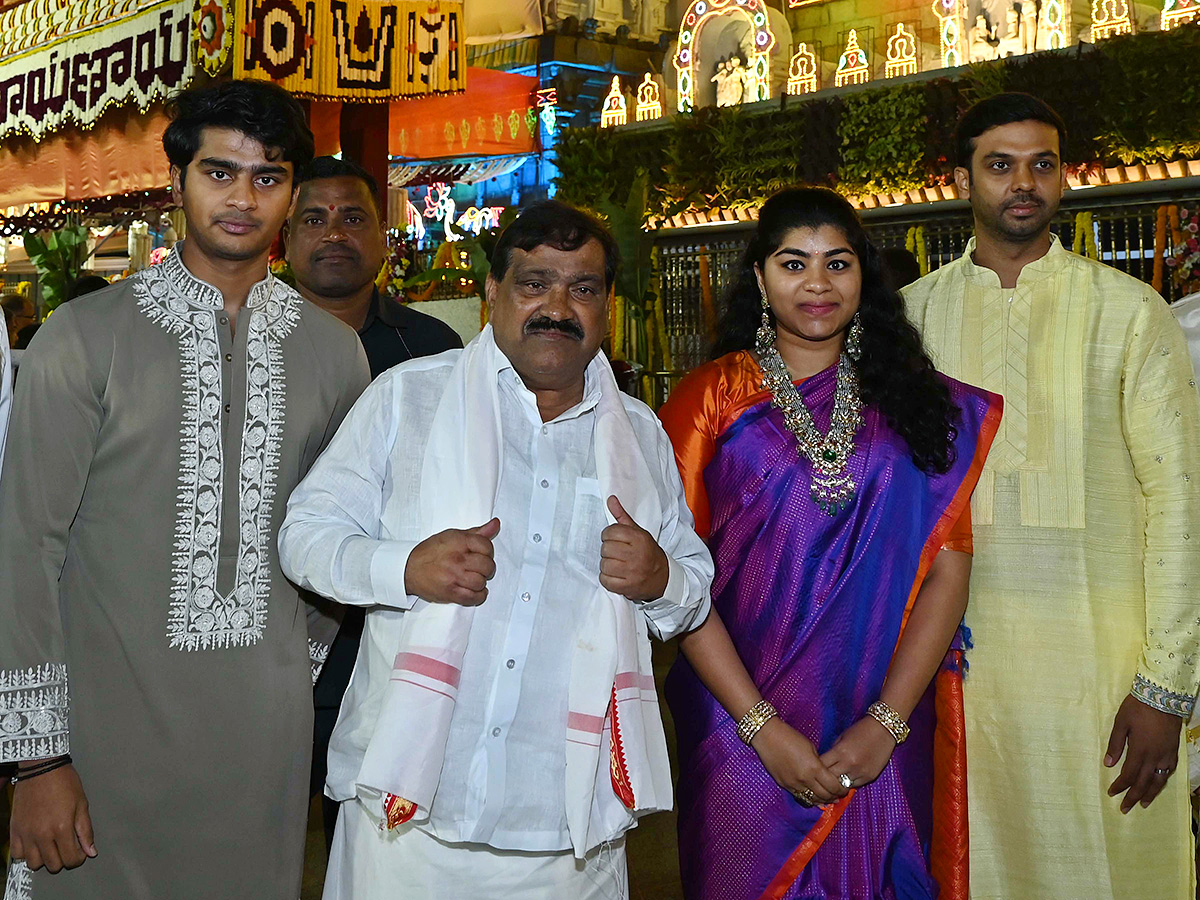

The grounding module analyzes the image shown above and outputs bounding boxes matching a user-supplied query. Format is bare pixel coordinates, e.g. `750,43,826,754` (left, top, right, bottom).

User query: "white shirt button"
540,479,549,488
506,659,515,669
491,727,501,737
541,426,548,435
532,533,542,543
520,592,530,602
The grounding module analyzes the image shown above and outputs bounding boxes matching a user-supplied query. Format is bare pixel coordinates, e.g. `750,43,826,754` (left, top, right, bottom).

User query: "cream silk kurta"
0,251,369,900
904,236,1200,900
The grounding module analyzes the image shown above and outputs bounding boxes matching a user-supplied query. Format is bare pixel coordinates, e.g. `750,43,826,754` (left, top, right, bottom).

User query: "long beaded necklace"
758,345,865,516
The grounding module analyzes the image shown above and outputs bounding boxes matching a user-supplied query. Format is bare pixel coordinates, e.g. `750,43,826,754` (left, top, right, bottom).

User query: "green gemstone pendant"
822,448,837,461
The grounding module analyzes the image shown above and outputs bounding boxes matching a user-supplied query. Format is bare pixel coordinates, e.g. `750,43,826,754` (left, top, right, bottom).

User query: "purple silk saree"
662,354,1000,900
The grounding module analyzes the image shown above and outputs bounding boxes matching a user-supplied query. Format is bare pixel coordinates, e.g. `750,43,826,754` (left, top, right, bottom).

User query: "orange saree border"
756,794,854,900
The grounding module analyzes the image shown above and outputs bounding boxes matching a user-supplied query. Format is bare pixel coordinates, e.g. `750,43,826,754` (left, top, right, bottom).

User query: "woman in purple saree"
659,189,1001,900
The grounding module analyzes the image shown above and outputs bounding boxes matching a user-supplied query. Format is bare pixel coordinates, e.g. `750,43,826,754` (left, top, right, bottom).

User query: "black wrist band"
11,754,72,785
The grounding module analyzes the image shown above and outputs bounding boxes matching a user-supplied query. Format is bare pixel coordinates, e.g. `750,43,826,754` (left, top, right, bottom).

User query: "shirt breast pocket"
568,477,606,573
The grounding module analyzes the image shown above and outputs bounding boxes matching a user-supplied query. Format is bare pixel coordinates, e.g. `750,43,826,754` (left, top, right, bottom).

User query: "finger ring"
1155,768,1171,776
792,787,816,807
839,773,854,790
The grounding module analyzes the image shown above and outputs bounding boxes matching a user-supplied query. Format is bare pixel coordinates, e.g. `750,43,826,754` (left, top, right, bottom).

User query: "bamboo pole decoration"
1072,212,1097,259
644,300,657,369
655,292,674,371
614,294,627,361
1152,204,1168,294
1169,204,1183,248
697,249,717,343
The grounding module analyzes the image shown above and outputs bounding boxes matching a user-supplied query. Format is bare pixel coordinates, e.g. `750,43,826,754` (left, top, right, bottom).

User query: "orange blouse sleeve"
942,503,973,555
658,365,724,542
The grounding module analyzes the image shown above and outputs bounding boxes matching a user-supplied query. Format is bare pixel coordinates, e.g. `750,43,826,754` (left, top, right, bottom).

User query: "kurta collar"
160,242,279,311
960,233,1068,287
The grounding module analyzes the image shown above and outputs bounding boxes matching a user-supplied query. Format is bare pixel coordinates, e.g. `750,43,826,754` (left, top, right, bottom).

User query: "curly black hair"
163,79,314,186
712,186,959,473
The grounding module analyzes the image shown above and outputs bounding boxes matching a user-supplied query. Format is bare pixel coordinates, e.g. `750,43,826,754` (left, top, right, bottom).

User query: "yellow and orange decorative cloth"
235,0,465,101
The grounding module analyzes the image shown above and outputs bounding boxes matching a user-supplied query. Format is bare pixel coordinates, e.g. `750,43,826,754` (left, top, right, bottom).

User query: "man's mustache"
1003,194,1043,209
524,316,584,340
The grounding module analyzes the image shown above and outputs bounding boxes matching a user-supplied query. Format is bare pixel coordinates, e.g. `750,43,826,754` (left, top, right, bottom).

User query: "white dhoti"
323,799,630,900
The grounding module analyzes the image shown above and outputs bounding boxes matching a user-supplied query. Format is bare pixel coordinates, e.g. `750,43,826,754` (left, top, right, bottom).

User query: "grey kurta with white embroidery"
0,250,369,900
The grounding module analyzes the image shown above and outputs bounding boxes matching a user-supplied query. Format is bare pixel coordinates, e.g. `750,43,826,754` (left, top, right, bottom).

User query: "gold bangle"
736,699,778,746
867,701,909,745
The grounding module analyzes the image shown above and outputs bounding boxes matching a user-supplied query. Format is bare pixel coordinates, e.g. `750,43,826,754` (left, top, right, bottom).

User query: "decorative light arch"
672,0,777,112
931,0,962,68
1042,0,1067,47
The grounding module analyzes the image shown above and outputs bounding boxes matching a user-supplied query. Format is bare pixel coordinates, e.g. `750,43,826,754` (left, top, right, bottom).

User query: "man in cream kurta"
280,201,712,899
905,94,1200,899
0,82,369,900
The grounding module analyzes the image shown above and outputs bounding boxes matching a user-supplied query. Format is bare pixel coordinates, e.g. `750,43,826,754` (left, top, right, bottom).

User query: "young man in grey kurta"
0,81,369,900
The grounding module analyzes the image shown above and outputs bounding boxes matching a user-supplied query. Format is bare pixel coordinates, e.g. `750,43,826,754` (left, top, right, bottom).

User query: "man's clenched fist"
404,518,500,606
600,495,669,602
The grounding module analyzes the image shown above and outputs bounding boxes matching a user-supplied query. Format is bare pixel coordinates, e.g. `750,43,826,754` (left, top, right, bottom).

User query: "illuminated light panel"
536,87,558,134
455,206,506,235
1042,0,1067,47
1092,0,1134,37
1160,0,1198,29
786,42,819,95
600,76,628,128
635,74,663,121
834,29,871,87
884,23,918,77
406,203,426,241
932,0,963,67
673,0,776,112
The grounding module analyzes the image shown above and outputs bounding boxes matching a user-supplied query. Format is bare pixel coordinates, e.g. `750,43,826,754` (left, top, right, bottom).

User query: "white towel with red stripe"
353,324,673,857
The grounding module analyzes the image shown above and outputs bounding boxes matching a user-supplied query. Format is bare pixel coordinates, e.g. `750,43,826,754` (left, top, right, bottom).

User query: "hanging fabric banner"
389,68,536,159
0,0,195,142
235,0,465,101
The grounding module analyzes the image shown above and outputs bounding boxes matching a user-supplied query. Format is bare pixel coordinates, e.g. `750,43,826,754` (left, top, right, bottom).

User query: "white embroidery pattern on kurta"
4,860,31,900
309,639,331,685
135,252,301,650
0,663,68,763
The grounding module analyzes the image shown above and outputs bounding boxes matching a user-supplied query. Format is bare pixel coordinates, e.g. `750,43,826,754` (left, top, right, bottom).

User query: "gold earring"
755,290,775,356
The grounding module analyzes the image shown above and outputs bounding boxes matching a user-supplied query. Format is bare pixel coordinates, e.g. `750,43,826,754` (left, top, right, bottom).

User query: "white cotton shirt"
279,349,712,852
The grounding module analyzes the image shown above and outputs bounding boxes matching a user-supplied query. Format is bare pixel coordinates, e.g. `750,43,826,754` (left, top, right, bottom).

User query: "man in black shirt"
286,156,461,848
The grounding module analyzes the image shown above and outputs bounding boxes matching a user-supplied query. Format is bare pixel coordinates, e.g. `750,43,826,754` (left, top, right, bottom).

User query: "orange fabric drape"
0,104,172,208
389,67,537,159
309,101,344,157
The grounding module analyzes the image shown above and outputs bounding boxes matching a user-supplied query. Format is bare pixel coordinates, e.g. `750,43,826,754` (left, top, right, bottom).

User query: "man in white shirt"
279,200,713,899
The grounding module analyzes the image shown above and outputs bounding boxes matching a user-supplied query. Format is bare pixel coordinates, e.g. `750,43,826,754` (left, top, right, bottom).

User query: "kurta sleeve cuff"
369,540,420,610
1131,673,1196,718
638,556,711,641
0,664,70,763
